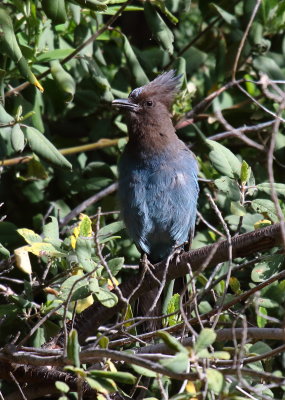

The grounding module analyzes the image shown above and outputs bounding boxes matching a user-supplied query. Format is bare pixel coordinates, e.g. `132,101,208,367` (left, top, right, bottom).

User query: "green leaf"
249,341,272,355
207,140,241,179
215,176,240,201
122,35,149,87
89,370,136,384
55,381,70,393
251,254,284,282
67,329,80,367
206,368,224,394
0,103,14,124
251,199,278,222
152,0,178,24
43,216,59,241
230,201,246,216
210,3,239,27
0,243,10,258
107,257,124,276
257,306,267,328
60,276,90,301
98,335,109,349
89,377,117,393
98,221,124,240
257,297,279,309
85,377,109,393
210,351,231,360
11,124,25,153
257,182,285,197
240,160,251,185
0,7,43,91
229,277,241,294
42,0,67,24
165,292,180,326
253,55,284,81
50,60,76,102
131,364,157,378
159,352,188,373
75,237,95,272
68,0,108,12
102,5,143,15
253,384,274,398
0,304,18,317
157,331,187,354
37,49,75,63
194,328,217,355
24,126,72,169
144,3,174,54
78,215,92,237
94,287,118,308
85,58,114,102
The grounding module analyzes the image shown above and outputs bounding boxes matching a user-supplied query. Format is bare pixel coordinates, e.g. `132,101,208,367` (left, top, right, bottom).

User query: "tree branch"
68,223,284,344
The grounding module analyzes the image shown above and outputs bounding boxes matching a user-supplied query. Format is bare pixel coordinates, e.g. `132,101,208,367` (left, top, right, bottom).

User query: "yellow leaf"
71,267,84,276
106,360,117,372
70,235,77,249
34,78,44,93
25,242,65,257
186,381,198,400
107,277,118,290
44,287,59,296
14,246,32,274
17,228,42,244
75,295,94,313
254,219,272,230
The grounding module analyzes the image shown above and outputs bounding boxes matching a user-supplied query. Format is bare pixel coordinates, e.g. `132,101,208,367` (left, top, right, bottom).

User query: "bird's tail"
138,287,162,332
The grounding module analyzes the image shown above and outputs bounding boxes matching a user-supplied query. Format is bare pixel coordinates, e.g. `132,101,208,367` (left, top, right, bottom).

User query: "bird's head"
112,70,181,118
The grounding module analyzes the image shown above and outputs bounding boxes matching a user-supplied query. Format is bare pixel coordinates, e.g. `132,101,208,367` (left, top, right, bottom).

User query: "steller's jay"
112,70,199,330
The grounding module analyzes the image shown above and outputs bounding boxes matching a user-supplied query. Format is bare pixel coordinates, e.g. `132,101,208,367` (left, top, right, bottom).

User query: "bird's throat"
127,116,177,156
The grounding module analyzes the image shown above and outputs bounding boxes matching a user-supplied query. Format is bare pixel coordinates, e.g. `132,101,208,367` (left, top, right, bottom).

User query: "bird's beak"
112,98,138,112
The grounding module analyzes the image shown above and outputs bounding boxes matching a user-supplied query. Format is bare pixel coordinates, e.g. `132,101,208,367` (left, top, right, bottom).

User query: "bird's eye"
146,100,153,107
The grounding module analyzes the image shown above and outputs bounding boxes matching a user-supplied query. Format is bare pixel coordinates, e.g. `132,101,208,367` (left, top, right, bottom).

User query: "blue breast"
118,144,199,262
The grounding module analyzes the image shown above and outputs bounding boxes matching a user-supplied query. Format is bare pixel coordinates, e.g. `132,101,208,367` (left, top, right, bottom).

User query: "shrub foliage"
1,0,285,399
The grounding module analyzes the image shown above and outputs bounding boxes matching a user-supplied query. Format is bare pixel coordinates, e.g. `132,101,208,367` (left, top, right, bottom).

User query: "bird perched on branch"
112,70,199,330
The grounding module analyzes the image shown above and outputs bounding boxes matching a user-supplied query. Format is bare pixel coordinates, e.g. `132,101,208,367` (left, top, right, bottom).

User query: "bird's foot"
170,246,184,265
140,253,154,270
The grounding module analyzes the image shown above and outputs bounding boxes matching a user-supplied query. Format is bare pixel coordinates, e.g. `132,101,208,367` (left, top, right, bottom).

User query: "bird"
112,70,199,331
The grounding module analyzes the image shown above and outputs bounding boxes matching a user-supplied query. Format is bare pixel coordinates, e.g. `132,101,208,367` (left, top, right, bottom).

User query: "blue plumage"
118,148,198,262
112,70,199,263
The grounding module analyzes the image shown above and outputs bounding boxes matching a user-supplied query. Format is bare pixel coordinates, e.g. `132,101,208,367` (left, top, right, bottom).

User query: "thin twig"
232,0,262,81
206,193,232,330
214,109,265,151
9,372,27,400
208,120,275,141
18,303,63,346
60,182,118,228
267,98,285,248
